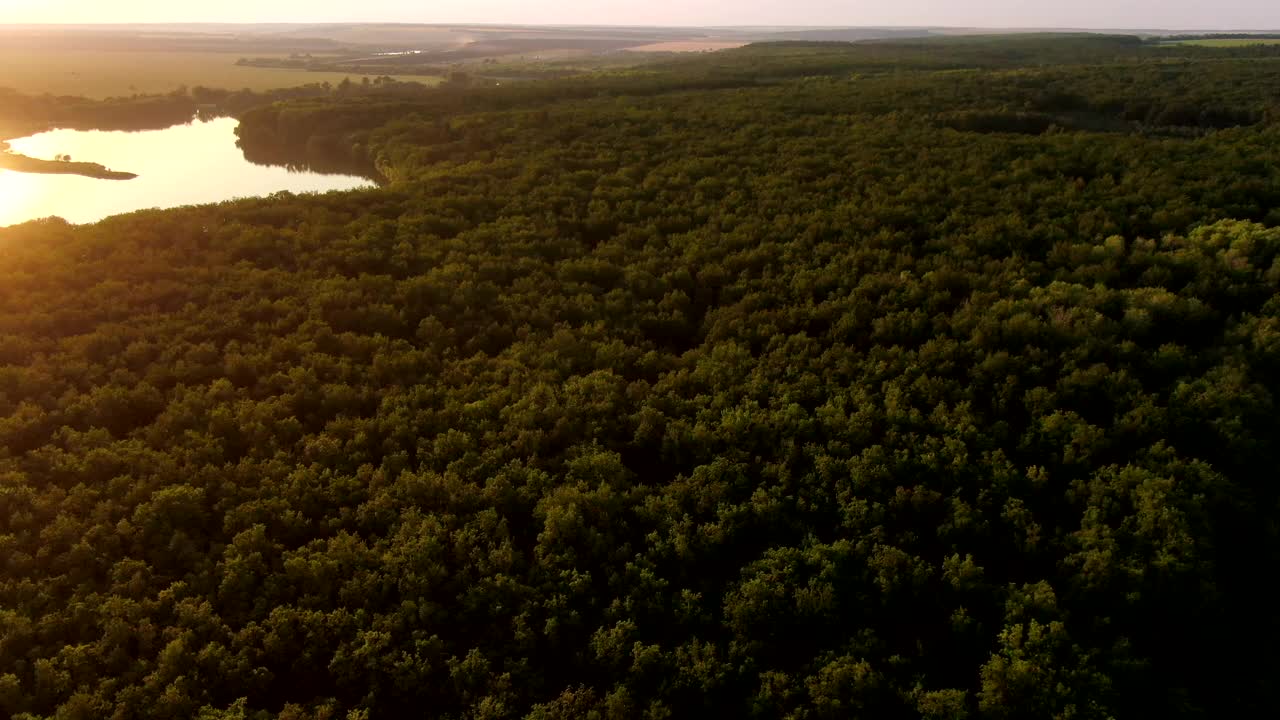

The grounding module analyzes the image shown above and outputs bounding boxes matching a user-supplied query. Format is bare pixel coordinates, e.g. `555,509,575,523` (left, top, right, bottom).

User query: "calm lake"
0,117,375,227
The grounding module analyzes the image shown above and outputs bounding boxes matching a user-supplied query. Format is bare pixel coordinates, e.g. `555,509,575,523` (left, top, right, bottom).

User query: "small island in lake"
0,146,137,180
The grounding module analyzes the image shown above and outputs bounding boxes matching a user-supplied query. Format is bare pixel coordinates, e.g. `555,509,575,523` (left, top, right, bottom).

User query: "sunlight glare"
0,171,58,227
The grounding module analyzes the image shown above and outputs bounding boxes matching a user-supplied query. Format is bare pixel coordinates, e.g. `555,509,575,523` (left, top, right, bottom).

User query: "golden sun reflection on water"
1,117,373,227
0,171,48,225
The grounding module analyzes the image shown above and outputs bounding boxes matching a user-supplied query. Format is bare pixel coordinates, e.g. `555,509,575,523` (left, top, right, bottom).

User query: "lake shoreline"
3,127,138,180
2,117,373,226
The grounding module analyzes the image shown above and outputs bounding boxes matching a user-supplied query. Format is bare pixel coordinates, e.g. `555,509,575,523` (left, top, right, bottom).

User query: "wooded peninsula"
0,151,137,180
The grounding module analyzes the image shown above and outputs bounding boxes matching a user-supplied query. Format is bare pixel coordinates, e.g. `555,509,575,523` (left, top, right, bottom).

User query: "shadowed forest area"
5,34,1280,719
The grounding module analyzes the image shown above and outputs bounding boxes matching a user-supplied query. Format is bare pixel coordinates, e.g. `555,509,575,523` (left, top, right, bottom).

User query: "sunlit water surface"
0,117,374,227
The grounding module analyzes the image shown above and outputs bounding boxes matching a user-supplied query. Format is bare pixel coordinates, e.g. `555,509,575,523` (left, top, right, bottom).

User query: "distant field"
460,49,596,64
624,41,749,53
1172,38,1280,47
0,49,437,98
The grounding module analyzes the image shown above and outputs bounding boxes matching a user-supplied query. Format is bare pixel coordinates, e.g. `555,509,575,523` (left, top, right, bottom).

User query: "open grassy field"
1172,38,1280,47
0,49,438,98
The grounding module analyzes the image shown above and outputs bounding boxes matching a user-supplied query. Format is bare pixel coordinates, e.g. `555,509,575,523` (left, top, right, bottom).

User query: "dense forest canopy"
4,34,1280,719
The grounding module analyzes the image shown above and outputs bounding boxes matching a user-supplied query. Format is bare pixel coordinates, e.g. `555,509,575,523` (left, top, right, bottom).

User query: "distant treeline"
0,80,437,141
237,56,452,78
1157,33,1280,41
228,39,1280,183
0,81,438,178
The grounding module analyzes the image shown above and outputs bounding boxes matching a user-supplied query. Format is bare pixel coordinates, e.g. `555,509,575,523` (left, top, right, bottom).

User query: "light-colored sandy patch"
624,41,748,53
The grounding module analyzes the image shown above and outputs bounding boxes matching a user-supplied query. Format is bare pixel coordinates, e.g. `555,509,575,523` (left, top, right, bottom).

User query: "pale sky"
2,0,1278,30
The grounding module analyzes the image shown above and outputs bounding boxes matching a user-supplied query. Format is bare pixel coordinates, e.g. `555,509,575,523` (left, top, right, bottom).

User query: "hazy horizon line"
3,21,1280,33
